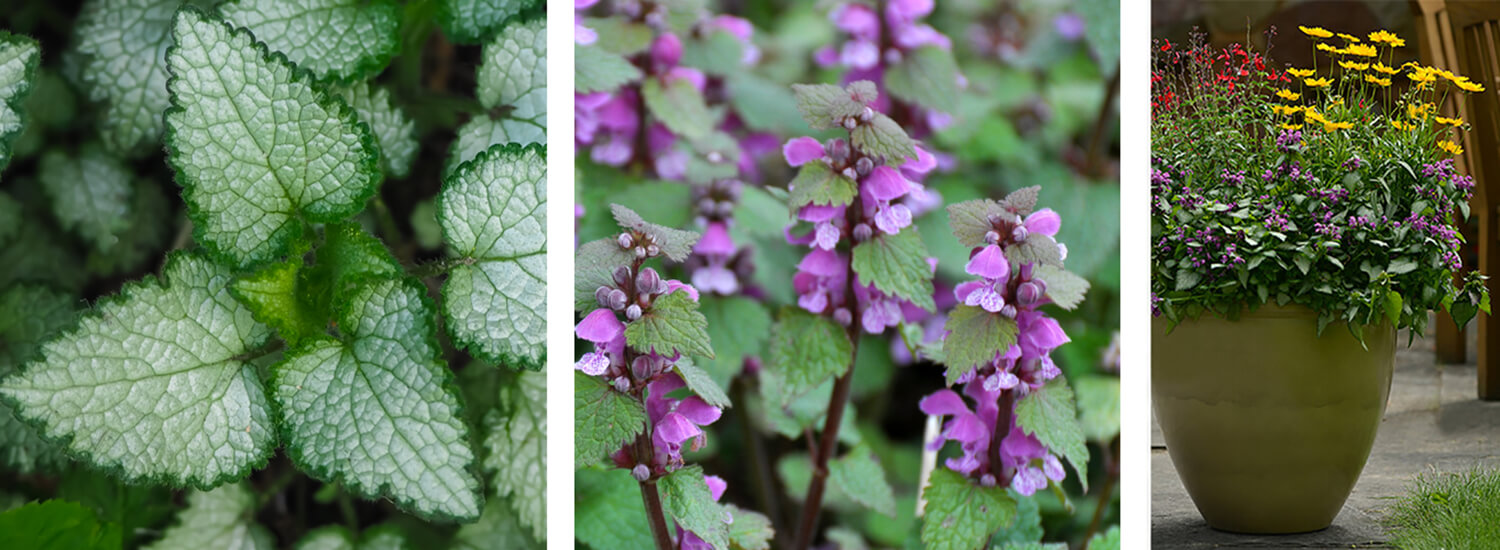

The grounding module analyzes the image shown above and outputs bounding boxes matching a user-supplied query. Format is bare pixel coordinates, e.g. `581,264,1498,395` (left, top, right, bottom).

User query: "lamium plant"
0,1,547,547
1152,27,1489,338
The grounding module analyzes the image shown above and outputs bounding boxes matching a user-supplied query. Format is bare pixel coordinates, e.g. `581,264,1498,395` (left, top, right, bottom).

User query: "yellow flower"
1337,33,1361,43
1439,140,1464,155
1304,77,1333,88
1276,89,1301,101
1316,43,1337,53
1365,74,1391,86
1323,120,1354,132
1280,123,1304,131
1339,60,1369,71
1287,67,1316,78
1391,120,1412,131
1304,110,1329,125
1436,116,1464,126
1368,30,1398,44
1300,26,1334,39
1272,104,1306,116
1408,102,1433,120
1372,63,1399,75
1408,70,1438,85
1344,43,1378,57
1455,77,1486,93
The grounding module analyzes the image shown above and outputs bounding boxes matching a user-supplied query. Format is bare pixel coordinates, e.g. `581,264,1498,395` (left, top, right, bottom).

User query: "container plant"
1150,27,1489,533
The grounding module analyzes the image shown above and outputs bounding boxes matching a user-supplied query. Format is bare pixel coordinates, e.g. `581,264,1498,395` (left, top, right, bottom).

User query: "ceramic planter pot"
1152,305,1394,534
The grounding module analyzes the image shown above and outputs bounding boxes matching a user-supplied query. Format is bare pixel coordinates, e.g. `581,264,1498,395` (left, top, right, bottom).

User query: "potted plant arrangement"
1150,27,1490,534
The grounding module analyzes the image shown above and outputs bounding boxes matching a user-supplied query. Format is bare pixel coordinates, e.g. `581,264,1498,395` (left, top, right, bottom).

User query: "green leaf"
829,444,897,517
437,0,539,44
55,468,176,550
575,237,634,311
788,162,858,212
439,144,547,369
1086,526,1120,550
482,371,545,540
0,31,38,172
0,191,19,244
1014,376,1090,490
0,215,86,291
575,467,654,549
273,277,482,521
792,81,872,131
0,286,75,474
1005,234,1063,269
851,113,917,165
71,0,177,155
642,76,715,141
583,17,653,56
231,251,323,345
659,465,730,550
84,179,171,276
1,253,275,487
946,199,1003,249
450,498,541,549
673,358,731,409
680,30,744,75
294,525,409,550
144,483,273,550
626,290,715,359
920,468,1016,550
1075,376,1120,443
766,307,853,403
851,228,936,311
447,18,546,173
941,305,1019,385
575,44,641,94
1386,289,1404,324
1034,265,1090,310
337,81,418,179
0,500,122,550
885,46,959,113
38,147,133,251
1000,186,1042,215
726,73,811,135
574,371,647,466
1076,0,1120,74
611,203,702,262
219,0,400,82
165,6,380,269
725,504,774,550
698,296,773,387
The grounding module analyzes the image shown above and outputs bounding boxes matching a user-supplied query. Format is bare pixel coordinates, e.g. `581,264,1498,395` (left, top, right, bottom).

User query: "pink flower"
783,137,826,167
794,249,847,314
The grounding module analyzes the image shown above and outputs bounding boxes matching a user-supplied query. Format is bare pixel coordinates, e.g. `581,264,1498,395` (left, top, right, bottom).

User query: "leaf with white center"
851,227,936,311
72,0,194,156
144,483,274,550
439,144,546,369
165,7,381,269
482,371,545,540
437,0,540,44
0,31,39,171
659,465,730,550
920,468,1016,550
218,0,400,82
38,147,133,252
273,277,482,522
1015,376,1090,490
445,19,545,173
337,82,417,179
574,371,646,466
1,253,275,487
0,286,76,475
84,179,171,277
450,498,542,549
293,525,408,550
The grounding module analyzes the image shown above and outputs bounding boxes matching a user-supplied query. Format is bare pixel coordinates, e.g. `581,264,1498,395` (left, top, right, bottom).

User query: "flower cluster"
818,0,960,136
685,180,755,296
920,202,1074,494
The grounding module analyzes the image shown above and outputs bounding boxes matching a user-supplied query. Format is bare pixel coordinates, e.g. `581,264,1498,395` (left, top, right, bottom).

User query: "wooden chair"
1415,0,1500,400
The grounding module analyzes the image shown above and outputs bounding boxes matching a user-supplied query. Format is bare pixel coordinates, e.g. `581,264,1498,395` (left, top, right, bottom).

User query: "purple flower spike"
651,33,683,69
655,412,703,445
576,309,624,343
695,222,736,256
1023,208,1061,237
783,136,826,166
830,3,880,39
965,244,1010,280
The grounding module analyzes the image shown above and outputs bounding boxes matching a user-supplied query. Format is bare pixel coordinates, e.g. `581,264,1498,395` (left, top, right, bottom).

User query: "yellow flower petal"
1304,77,1333,88
1276,89,1301,101
1287,67,1316,78
1300,26,1334,39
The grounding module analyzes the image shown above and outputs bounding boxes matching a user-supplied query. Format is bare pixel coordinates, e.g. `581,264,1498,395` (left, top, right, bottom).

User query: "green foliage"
643,76,716,141
482,371,546,540
792,81,872,131
574,372,647,466
941,305,1019,384
851,227,937,311
921,468,1017,550
575,44,640,94
1085,526,1120,550
788,162,858,212
575,467,654,549
659,465,731,550
0,30,38,171
626,290,715,360
0,499,122,550
1385,468,1500,549
829,445,897,517
0,285,74,474
437,0,540,44
697,295,773,388
218,0,400,82
336,81,418,179
1014,376,1090,490
611,203,702,261
448,19,546,173
766,307,854,403
71,0,185,156
1075,376,1120,443
144,483,274,550
885,46,960,114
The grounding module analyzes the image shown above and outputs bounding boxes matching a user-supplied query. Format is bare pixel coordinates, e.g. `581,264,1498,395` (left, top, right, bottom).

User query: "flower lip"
783,136,826,167
575,309,625,343
864,166,911,202
965,244,1010,280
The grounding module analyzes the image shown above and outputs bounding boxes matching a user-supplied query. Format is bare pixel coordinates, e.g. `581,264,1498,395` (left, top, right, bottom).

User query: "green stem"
338,491,359,531
372,196,405,246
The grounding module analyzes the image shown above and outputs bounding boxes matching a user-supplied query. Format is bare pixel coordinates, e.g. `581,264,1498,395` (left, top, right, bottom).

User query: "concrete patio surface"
1151,332,1500,548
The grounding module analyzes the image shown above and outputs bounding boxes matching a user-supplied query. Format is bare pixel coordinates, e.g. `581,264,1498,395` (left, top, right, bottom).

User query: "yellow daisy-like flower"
1337,33,1360,43
1455,78,1486,93
1287,67,1316,78
1344,43,1378,57
1280,123,1304,130
1372,63,1399,75
1276,89,1301,101
1436,116,1464,126
1408,102,1432,120
1304,110,1329,125
1391,120,1412,131
1271,104,1306,116
1304,77,1333,88
1368,30,1398,44
1365,74,1392,86
1316,43,1338,53
1300,26,1334,39
1408,70,1438,85
1439,140,1464,155
1339,61,1369,71
1323,120,1354,132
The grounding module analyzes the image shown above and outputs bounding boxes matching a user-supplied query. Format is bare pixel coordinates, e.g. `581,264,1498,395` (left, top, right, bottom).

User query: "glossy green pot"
1152,305,1394,534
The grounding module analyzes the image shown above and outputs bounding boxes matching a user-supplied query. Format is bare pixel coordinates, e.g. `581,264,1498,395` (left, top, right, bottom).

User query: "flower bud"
980,473,997,487
635,246,648,259
716,200,735,218
860,106,874,123
843,117,858,130
636,268,662,295
1001,304,1017,319
1018,262,1034,281
828,139,851,162
613,377,632,393
852,223,873,242
854,157,874,177
608,289,629,311
698,198,716,213
626,304,643,321
884,48,903,65
1017,281,1042,306
595,286,613,307
1031,277,1047,295
1012,225,1029,243
724,181,744,200
632,464,651,481
841,167,858,180
631,355,655,380
618,232,634,249
646,244,661,258
833,307,852,326
612,266,633,287
984,230,1001,245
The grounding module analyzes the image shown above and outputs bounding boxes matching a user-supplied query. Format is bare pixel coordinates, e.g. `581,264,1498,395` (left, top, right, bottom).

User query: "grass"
1384,467,1500,549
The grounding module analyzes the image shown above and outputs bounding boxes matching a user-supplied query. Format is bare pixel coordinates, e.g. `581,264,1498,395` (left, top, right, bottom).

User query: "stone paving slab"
1151,337,1500,548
